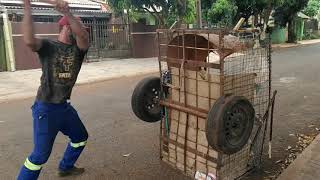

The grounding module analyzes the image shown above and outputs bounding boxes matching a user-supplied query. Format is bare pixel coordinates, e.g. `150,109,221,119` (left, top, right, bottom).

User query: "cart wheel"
131,76,162,123
206,95,255,154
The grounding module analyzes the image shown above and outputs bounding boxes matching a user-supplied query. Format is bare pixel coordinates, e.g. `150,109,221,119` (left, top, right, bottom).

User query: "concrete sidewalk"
0,58,158,103
277,134,320,180
272,39,320,50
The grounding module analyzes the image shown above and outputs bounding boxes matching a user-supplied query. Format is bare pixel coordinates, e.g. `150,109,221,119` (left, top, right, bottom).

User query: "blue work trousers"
17,101,89,180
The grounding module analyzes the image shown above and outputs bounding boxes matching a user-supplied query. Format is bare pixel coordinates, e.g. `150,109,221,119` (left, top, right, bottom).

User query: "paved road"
1,44,320,180
0,74,191,180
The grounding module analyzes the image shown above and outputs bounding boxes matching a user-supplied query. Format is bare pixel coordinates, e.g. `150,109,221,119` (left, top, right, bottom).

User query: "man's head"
58,16,81,45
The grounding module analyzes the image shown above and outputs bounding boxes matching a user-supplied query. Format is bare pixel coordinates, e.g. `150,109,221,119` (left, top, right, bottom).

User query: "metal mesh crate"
157,29,272,180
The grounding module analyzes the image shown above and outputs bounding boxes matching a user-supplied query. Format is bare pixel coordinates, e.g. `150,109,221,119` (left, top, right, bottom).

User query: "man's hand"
23,0,31,6
40,0,70,15
55,0,70,15
40,0,89,50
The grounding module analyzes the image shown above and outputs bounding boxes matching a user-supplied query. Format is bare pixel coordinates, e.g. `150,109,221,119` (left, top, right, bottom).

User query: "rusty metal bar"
160,100,208,119
219,31,225,97
194,33,199,171
159,44,218,52
175,30,181,168
160,57,221,69
156,29,229,34
181,30,188,173
205,32,211,174
158,31,164,159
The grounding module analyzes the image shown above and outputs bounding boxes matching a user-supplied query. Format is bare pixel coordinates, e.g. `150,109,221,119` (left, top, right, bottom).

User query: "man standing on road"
17,0,90,179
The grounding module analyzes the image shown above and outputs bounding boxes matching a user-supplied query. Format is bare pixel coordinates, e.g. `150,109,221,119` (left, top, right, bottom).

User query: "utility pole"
196,0,202,28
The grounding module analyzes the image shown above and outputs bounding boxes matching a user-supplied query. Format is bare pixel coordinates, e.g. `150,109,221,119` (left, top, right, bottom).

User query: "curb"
277,133,320,180
272,41,320,51
0,70,158,104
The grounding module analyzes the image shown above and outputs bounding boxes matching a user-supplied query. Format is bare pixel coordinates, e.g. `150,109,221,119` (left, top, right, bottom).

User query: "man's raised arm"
22,0,42,52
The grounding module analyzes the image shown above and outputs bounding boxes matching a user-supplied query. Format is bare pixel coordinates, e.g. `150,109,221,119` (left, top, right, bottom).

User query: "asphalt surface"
1,44,320,180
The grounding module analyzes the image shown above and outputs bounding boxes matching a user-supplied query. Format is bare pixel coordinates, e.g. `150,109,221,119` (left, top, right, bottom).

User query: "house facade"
0,0,111,23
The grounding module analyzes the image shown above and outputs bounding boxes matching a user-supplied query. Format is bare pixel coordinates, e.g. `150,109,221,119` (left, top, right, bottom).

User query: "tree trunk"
287,19,297,43
254,12,259,26
143,8,165,28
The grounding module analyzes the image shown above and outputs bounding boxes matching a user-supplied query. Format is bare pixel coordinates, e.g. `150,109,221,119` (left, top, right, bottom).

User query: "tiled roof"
0,0,104,9
3,5,110,17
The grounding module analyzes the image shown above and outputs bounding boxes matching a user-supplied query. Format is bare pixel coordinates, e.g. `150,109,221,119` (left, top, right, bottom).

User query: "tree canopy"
108,0,196,27
303,0,320,17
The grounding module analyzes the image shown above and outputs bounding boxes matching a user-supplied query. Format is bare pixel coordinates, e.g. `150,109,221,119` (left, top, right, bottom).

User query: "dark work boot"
58,166,85,177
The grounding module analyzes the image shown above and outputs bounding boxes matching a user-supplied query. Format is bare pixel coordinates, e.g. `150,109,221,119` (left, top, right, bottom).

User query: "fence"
83,21,131,59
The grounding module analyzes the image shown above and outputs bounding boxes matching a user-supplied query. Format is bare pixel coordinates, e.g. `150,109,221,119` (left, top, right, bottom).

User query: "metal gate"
0,18,7,72
83,21,131,59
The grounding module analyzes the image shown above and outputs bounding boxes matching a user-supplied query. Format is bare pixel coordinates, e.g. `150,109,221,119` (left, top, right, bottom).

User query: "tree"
201,0,282,29
108,0,196,28
207,0,237,26
201,0,216,24
167,0,196,27
303,0,320,17
274,0,309,43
